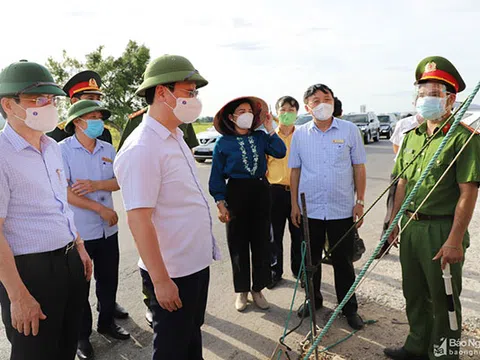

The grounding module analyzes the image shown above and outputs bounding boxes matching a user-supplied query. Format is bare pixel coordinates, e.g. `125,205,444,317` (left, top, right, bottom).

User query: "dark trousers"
305,217,358,315
0,245,88,360
270,184,303,279
79,232,119,340
141,267,210,360
226,178,272,293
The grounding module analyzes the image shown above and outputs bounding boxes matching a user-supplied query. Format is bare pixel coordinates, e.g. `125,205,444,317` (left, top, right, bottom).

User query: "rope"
302,80,480,360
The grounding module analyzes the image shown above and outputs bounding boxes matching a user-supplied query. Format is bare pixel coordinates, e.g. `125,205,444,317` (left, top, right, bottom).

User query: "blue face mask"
415,96,447,121
82,119,104,139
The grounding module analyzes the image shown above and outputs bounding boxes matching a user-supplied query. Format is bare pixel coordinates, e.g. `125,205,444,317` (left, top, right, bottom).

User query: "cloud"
219,41,267,51
232,17,253,28
296,27,330,36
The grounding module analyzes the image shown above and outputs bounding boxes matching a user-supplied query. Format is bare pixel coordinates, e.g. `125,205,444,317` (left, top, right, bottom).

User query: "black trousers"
305,217,358,315
226,178,271,293
79,232,119,339
270,184,303,279
141,267,209,360
0,245,88,360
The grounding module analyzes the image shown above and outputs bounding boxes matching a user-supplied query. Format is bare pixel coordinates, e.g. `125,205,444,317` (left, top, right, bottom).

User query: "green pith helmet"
65,99,111,134
135,54,208,97
0,60,65,97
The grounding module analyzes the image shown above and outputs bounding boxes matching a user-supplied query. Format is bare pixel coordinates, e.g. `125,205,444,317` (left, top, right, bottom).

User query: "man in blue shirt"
60,100,129,360
289,84,367,330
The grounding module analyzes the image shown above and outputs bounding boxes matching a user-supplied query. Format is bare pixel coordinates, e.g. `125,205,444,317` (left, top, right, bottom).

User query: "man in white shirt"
114,54,220,360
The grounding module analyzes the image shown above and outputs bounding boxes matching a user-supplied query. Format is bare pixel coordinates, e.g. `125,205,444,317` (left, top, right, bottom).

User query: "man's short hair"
275,96,299,112
303,84,335,104
333,97,343,117
145,83,176,105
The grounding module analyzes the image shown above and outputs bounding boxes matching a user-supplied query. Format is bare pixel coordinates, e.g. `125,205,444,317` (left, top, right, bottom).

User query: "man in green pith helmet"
118,107,198,151
114,54,220,360
0,60,92,360
385,56,480,360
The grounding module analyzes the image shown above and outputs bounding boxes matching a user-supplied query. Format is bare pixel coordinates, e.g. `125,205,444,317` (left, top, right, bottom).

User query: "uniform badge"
89,78,99,89
425,61,437,73
333,139,345,144
102,157,113,163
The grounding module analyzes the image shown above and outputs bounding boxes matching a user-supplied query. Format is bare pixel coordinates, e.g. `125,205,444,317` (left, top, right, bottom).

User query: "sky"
2,0,479,117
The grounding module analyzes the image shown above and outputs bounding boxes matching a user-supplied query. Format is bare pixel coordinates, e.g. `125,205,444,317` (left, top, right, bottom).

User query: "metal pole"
300,193,318,360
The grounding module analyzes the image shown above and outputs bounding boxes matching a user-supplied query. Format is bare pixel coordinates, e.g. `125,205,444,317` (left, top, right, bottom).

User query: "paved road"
1,139,479,360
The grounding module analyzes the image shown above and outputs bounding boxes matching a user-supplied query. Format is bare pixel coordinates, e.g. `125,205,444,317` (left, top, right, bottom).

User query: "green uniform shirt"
393,121,480,215
117,108,199,151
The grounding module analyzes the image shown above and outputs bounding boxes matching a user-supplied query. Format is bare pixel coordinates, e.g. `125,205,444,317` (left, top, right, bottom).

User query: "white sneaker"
251,291,270,310
235,292,248,312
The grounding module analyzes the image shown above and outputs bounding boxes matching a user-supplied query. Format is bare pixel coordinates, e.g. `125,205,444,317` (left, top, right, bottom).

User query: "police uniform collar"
144,113,183,139
3,123,54,153
415,119,450,137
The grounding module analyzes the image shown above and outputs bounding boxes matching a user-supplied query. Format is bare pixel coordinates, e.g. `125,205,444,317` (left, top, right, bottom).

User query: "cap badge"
425,61,437,73
88,78,99,88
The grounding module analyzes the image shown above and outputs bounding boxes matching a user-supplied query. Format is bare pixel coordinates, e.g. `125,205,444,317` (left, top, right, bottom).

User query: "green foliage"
46,40,150,133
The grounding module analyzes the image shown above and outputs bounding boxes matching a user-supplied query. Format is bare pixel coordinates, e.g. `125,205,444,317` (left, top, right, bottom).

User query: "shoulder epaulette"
128,107,148,120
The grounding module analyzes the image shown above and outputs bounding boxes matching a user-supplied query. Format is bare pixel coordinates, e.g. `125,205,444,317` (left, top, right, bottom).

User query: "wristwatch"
356,199,365,207
216,200,227,207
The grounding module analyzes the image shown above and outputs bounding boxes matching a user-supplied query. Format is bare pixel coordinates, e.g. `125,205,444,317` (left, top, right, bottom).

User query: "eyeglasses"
178,88,199,98
15,96,60,107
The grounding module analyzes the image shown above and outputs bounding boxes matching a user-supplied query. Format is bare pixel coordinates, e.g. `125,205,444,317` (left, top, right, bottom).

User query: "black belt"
52,241,76,255
405,211,453,221
271,184,290,191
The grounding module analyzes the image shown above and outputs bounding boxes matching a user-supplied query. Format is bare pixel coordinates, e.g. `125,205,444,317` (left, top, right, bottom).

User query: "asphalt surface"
1,139,479,360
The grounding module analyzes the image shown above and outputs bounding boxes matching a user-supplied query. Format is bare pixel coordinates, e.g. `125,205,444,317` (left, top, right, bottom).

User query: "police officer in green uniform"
47,70,113,144
118,106,198,151
385,56,480,360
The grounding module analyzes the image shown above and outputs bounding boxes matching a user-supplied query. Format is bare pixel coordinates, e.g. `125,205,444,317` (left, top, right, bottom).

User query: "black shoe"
346,313,364,330
384,347,429,360
267,277,282,289
77,339,94,360
297,297,323,318
96,302,129,319
375,241,390,259
97,323,131,340
353,237,366,262
145,308,153,328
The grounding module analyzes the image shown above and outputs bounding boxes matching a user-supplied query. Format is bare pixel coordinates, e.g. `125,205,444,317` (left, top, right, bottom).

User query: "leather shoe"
267,276,282,289
145,308,153,328
77,339,94,360
97,323,130,340
346,313,364,330
384,347,428,360
297,297,323,318
96,302,129,319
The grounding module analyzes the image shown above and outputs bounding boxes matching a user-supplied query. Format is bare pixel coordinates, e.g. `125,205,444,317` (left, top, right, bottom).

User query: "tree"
46,40,150,133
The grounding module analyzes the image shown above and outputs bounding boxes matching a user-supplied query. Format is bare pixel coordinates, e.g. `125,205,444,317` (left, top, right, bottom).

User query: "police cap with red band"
415,56,465,94
63,70,103,98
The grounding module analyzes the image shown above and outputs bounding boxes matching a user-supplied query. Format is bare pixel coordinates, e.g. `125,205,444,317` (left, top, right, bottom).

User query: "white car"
193,126,221,163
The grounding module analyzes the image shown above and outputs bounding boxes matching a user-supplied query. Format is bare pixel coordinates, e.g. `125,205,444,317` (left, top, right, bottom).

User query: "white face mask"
311,103,334,121
234,113,254,129
165,89,202,124
14,103,59,132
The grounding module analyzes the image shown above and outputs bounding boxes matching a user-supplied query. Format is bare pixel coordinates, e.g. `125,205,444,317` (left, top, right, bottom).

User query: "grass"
193,122,213,134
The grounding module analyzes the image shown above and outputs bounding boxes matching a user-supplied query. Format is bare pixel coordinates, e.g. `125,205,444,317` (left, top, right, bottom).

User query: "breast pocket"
331,143,347,165
101,161,114,180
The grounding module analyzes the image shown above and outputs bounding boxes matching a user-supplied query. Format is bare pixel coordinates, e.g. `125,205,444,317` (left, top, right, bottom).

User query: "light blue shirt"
289,118,366,220
0,124,77,256
60,135,118,241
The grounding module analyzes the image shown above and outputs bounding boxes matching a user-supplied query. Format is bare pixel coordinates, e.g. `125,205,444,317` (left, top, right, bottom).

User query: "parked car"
377,113,397,139
295,113,313,126
460,110,480,134
0,115,5,130
193,126,220,163
342,112,381,144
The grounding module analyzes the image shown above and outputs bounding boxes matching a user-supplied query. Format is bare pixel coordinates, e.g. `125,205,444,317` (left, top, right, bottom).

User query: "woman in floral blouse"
209,96,286,311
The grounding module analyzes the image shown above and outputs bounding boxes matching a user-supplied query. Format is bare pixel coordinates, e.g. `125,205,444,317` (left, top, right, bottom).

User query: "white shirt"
114,114,220,278
391,115,423,161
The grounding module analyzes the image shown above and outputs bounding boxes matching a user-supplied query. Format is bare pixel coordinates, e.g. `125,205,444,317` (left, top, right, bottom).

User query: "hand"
99,206,118,227
217,203,230,223
353,204,364,228
72,179,98,196
387,222,399,248
154,278,183,312
76,243,93,281
264,113,273,133
10,292,47,336
291,203,301,228
433,241,464,270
